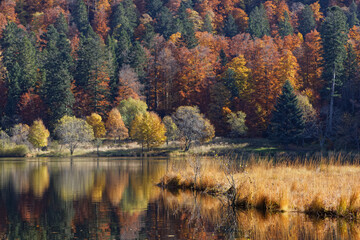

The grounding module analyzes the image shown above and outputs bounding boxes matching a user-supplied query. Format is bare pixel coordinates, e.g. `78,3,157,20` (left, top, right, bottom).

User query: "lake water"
0,157,358,239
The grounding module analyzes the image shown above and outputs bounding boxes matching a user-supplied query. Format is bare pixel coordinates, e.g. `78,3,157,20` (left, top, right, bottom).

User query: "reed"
159,153,360,218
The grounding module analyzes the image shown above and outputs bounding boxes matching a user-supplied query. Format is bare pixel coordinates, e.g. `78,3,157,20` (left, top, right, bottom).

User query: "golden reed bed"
159,154,360,219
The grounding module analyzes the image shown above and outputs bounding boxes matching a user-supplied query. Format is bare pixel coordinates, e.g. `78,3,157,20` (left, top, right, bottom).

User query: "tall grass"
0,144,29,157
159,153,360,218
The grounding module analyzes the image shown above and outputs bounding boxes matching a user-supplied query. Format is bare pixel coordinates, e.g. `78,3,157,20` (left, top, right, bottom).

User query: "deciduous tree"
28,119,50,149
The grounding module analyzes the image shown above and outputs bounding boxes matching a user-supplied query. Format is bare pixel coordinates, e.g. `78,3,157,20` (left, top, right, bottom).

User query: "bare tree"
55,116,94,155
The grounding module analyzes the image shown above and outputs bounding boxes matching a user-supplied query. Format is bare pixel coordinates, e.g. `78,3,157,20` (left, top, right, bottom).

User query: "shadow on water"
0,157,359,239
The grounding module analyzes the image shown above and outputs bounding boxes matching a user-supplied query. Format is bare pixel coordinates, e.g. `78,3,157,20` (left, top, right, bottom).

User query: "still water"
0,157,358,239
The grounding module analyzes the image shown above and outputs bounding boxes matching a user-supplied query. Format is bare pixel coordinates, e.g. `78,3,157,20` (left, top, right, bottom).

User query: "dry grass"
159,154,360,218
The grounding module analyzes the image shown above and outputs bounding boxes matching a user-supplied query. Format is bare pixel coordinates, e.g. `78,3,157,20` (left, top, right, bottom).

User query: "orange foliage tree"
18,90,46,126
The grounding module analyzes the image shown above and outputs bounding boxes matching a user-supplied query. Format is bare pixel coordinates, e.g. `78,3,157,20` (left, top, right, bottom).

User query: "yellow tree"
105,108,129,143
130,112,166,151
277,49,301,89
86,113,106,155
86,113,106,139
225,55,252,101
28,119,50,150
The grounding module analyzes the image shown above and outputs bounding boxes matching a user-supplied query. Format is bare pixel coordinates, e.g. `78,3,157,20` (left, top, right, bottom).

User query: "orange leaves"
18,90,46,125
298,30,324,105
277,49,300,89
310,2,324,24
93,0,111,40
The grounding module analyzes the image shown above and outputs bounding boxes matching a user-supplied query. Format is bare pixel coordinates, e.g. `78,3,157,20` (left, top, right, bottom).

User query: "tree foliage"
28,119,50,149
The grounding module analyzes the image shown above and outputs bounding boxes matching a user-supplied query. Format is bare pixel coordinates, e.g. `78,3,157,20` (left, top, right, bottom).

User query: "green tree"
156,6,175,39
72,0,93,36
28,119,50,149
1,22,38,123
178,4,198,49
130,112,166,150
163,116,179,144
118,97,148,129
54,13,69,35
202,13,213,33
147,0,163,18
42,25,74,128
227,111,248,137
298,5,316,36
321,6,348,133
223,15,238,38
349,1,359,28
248,4,270,38
268,81,305,145
278,11,293,37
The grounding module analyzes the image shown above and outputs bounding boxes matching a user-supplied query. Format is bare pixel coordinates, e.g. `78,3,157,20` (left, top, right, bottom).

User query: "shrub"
0,144,29,157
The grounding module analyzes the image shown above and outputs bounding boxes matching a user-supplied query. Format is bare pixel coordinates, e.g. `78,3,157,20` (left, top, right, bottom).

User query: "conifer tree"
278,11,293,37
321,6,348,132
42,25,74,128
178,4,198,49
349,1,359,28
298,5,316,36
223,15,238,38
156,6,175,39
1,22,38,123
147,0,163,18
268,80,305,145
203,13,213,33
72,0,93,36
54,13,69,35
249,4,270,38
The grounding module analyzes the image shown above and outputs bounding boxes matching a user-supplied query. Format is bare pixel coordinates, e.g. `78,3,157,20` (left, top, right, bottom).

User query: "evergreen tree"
54,13,69,35
220,49,228,67
122,0,138,31
156,6,175,39
72,0,94,37
348,1,359,28
178,3,198,49
202,13,213,33
110,2,135,39
147,0,163,18
1,22,38,122
268,80,305,145
142,23,156,48
248,4,270,38
223,15,238,38
278,11,293,37
116,28,132,69
129,41,147,79
342,43,359,112
298,5,316,35
42,25,74,128
321,6,348,132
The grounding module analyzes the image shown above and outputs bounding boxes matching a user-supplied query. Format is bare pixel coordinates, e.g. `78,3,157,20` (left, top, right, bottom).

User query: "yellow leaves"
277,49,300,89
169,32,182,44
86,113,106,139
28,119,50,149
105,108,129,140
130,112,167,149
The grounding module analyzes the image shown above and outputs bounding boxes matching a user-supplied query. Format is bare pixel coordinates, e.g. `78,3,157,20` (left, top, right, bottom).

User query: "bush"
0,144,29,157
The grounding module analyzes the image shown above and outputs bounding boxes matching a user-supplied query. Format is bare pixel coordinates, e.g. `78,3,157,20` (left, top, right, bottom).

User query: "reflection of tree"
30,165,50,197
106,171,129,205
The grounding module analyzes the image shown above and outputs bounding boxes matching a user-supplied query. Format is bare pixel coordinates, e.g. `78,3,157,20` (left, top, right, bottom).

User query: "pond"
0,157,358,239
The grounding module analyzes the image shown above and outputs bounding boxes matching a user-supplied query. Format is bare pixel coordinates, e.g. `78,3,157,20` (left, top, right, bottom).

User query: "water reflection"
0,158,359,239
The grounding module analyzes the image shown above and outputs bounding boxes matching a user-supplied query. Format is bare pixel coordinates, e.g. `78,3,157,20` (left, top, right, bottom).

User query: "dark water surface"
0,157,358,239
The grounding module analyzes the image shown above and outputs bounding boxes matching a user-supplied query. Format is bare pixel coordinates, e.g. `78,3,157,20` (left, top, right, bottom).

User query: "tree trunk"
327,69,336,135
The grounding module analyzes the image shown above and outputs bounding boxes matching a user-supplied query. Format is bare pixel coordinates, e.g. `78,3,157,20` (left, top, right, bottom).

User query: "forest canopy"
0,0,359,149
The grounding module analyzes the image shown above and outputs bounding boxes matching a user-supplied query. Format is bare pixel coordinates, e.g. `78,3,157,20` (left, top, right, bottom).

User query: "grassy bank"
31,137,321,158
159,154,360,220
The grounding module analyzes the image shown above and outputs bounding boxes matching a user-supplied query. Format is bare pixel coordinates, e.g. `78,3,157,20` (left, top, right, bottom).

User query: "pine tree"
202,13,213,33
298,5,316,36
147,0,163,18
348,1,359,28
156,6,175,39
72,0,93,37
268,80,305,145
1,22,38,123
249,4,270,38
321,6,348,133
42,25,74,128
278,11,293,37
220,49,228,67
223,15,238,38
178,4,198,49
54,13,69,35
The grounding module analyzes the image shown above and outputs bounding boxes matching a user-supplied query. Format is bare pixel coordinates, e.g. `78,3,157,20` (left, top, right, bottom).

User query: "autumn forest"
0,0,359,150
